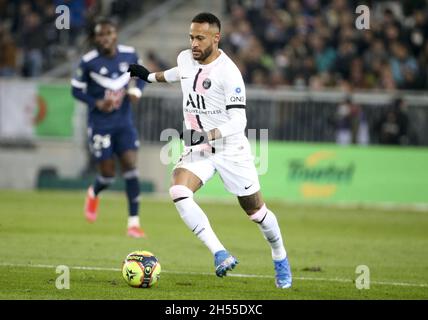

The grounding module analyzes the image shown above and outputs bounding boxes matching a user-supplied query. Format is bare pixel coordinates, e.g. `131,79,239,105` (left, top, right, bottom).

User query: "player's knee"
169,185,193,203
97,175,115,185
99,170,115,179
123,168,139,180
121,162,136,173
240,201,265,216
247,203,267,220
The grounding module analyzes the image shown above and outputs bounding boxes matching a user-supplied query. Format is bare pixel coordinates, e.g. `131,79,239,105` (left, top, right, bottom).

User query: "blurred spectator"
41,3,60,69
334,40,356,80
378,62,397,90
334,96,369,145
377,110,402,144
145,49,170,72
110,0,144,20
20,11,44,77
375,98,418,145
0,24,18,76
375,98,411,145
0,0,8,20
309,34,336,73
390,42,420,89
408,10,428,57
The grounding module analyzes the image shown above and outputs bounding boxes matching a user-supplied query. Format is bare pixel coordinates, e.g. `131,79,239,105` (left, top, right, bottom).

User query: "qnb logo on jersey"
104,88,126,109
186,93,206,110
231,87,245,103
230,96,245,103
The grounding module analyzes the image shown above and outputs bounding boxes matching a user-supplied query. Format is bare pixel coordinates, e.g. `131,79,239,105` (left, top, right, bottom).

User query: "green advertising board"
196,142,428,205
35,84,75,138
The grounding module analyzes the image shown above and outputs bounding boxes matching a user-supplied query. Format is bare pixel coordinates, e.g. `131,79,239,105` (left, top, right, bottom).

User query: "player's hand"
128,93,140,105
128,64,151,82
180,129,209,147
95,99,115,113
127,87,142,104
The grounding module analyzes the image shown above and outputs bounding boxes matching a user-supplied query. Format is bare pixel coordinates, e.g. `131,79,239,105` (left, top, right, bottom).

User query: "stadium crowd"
0,0,425,146
2,0,427,92
221,0,428,91
0,0,144,77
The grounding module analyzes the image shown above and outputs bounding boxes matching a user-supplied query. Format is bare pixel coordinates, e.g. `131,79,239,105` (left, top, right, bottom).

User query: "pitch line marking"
1,262,427,288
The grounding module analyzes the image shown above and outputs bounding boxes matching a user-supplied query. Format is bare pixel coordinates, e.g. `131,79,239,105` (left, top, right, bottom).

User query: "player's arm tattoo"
155,72,167,82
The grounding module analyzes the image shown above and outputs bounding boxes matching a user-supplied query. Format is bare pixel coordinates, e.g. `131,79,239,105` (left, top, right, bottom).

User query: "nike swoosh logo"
181,76,190,79
244,184,253,190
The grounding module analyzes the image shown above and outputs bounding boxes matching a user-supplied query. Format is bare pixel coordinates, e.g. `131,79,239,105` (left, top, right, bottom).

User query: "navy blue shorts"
87,125,139,162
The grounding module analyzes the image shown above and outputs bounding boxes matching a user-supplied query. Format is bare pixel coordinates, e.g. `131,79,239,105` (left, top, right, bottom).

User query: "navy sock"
124,170,140,217
93,175,114,196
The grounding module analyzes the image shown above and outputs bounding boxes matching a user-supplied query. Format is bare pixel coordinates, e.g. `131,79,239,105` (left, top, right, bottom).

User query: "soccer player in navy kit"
71,18,146,238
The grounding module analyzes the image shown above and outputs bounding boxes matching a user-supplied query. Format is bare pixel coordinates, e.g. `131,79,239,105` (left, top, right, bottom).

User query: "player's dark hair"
94,17,117,31
191,12,221,32
86,17,117,47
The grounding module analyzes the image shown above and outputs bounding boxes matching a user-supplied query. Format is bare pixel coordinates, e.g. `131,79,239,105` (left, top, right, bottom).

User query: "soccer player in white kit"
128,12,292,288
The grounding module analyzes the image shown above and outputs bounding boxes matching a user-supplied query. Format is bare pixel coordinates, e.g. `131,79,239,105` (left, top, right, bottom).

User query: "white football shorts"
173,140,261,197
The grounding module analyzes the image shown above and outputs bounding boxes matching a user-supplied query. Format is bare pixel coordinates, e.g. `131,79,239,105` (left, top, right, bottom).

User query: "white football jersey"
175,49,248,151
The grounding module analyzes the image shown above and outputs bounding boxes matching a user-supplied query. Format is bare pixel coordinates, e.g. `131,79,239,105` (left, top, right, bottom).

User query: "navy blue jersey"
71,45,145,129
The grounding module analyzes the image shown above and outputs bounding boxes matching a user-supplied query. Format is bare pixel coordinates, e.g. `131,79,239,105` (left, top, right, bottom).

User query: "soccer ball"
122,250,161,288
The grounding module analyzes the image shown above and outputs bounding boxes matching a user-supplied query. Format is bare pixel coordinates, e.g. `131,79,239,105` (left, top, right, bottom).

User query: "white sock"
250,205,287,261
128,216,140,228
170,186,225,255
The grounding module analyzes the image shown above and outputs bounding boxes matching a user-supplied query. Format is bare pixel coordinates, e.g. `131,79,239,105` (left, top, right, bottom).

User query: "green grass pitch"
0,190,427,300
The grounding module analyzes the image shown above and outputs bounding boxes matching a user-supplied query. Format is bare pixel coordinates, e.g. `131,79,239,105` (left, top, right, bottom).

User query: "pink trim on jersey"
195,65,214,94
185,114,200,130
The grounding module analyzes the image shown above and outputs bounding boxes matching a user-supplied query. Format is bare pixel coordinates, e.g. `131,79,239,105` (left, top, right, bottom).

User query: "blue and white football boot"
214,250,239,277
274,257,292,288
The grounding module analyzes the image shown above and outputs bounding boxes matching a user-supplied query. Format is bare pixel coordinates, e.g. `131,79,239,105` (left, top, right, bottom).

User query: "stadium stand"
221,0,428,91
0,0,427,147
0,0,151,77
3,0,427,91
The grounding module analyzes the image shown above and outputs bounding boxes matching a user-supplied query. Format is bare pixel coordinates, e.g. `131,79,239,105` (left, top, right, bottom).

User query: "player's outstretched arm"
128,64,179,83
